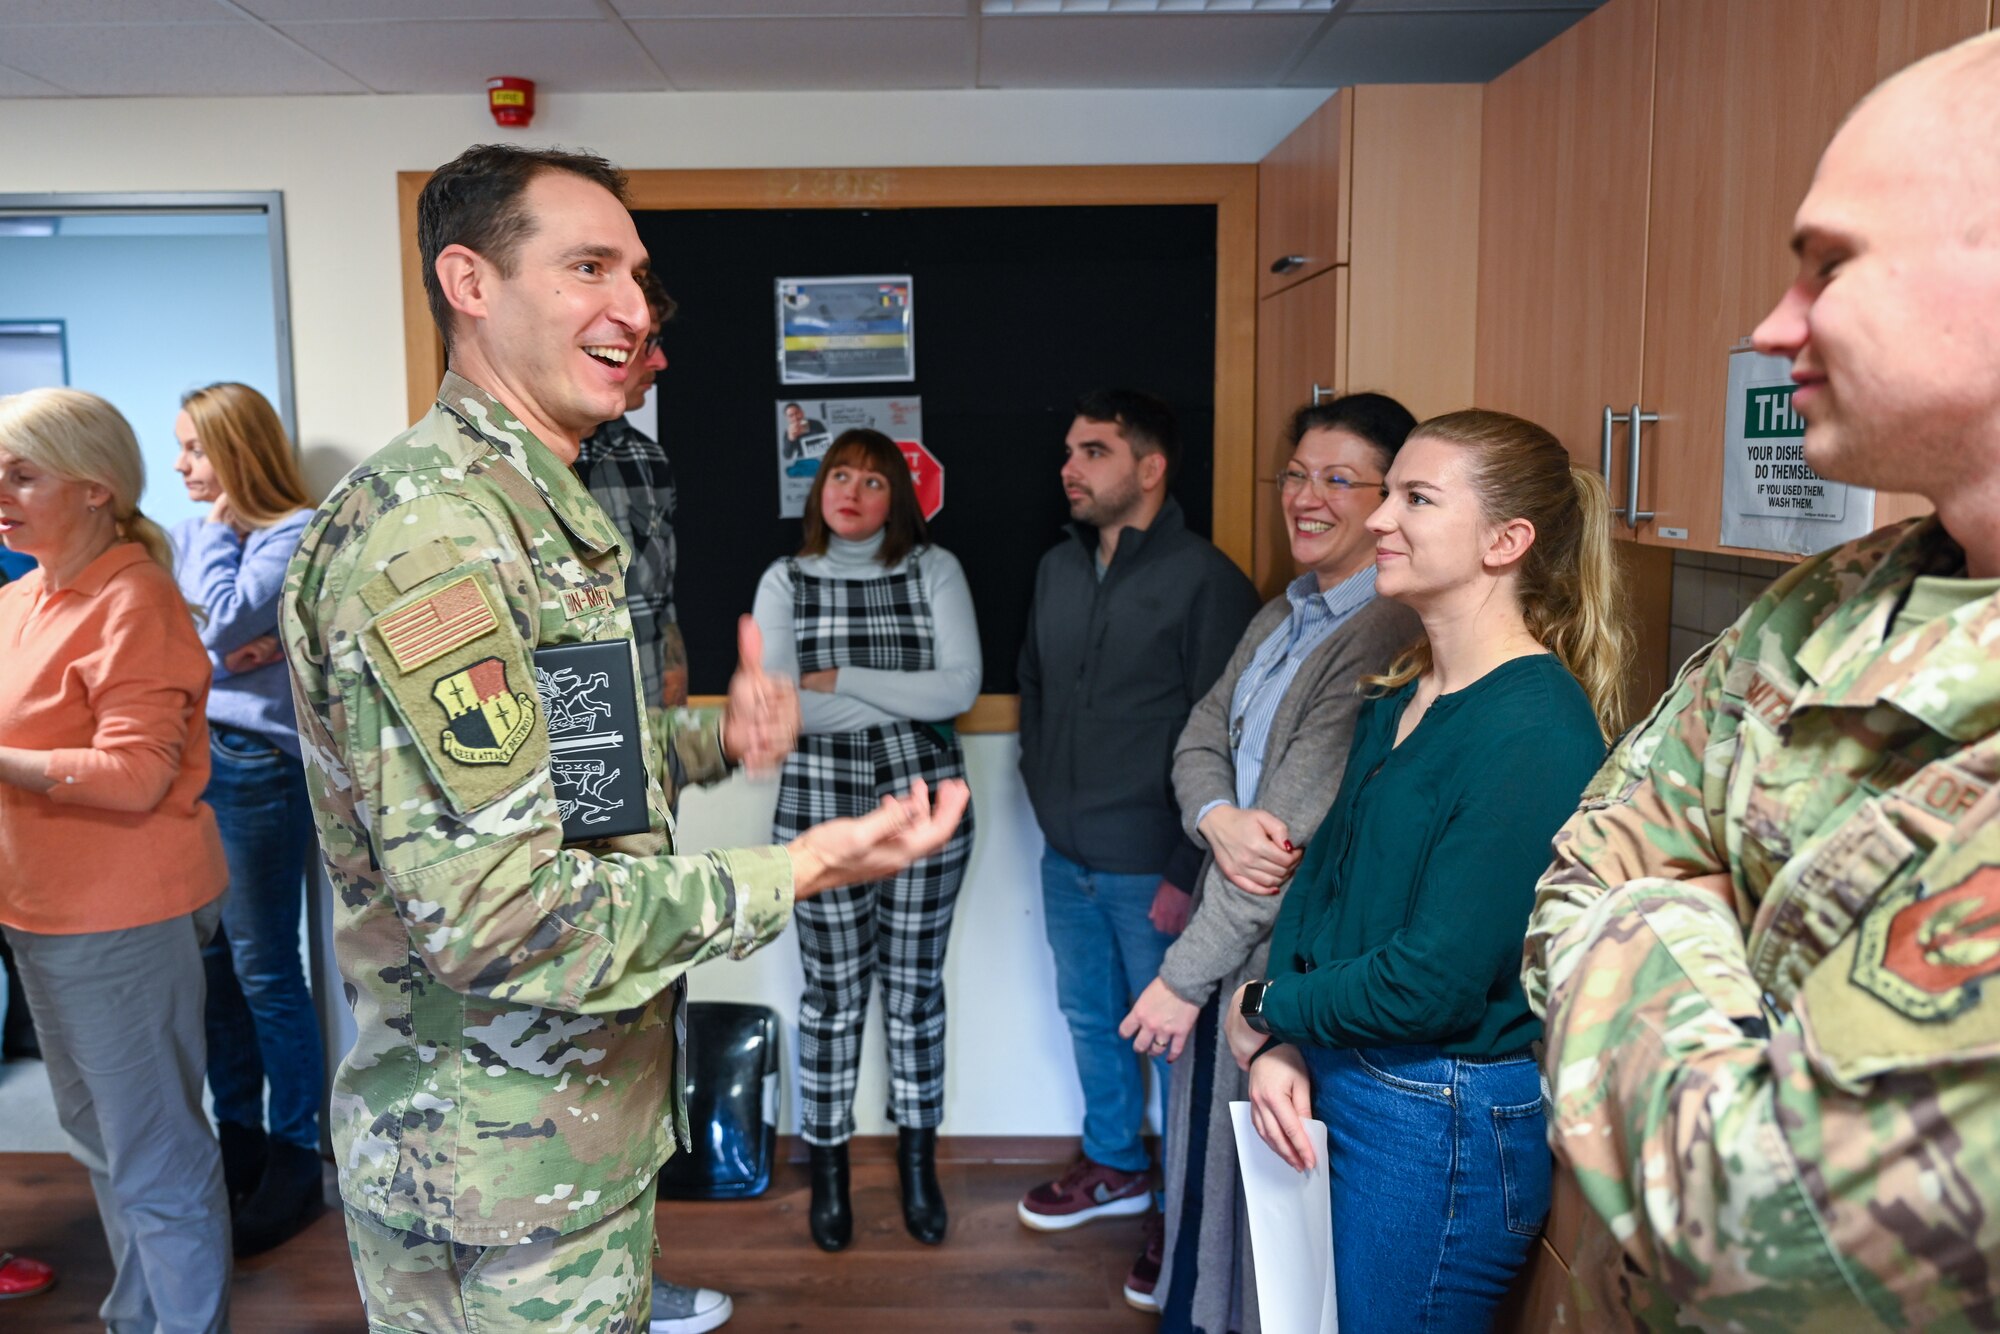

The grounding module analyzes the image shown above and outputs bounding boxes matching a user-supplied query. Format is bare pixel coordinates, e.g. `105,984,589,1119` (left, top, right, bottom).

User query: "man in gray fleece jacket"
1015,389,1260,1237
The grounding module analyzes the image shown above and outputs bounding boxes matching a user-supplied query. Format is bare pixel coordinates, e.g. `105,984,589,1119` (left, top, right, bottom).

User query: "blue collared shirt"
1198,566,1380,826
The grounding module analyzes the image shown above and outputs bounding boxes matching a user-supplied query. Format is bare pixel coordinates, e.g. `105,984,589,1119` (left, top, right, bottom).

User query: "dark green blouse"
1261,653,1606,1057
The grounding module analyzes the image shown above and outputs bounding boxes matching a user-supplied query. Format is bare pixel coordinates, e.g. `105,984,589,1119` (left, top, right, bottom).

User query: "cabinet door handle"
1311,382,1335,405
1600,405,1618,496
1625,404,1659,528
1270,254,1309,275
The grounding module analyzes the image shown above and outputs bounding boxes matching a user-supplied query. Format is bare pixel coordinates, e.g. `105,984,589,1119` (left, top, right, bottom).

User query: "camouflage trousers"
345,1177,656,1333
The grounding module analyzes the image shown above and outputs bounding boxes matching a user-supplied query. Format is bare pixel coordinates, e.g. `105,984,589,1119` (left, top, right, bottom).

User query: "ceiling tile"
629,17,971,89
1288,7,1591,82
978,13,1325,86
0,22,367,95
1347,0,1596,11
617,0,967,15
0,62,67,96
987,0,1330,10
236,0,602,20
0,1,229,21
275,18,666,93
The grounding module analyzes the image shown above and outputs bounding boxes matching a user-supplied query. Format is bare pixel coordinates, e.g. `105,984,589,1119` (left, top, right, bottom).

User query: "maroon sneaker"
1123,1212,1165,1313
1017,1156,1152,1231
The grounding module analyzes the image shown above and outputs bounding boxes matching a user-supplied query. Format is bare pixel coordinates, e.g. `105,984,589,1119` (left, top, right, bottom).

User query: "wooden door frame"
396,164,1259,733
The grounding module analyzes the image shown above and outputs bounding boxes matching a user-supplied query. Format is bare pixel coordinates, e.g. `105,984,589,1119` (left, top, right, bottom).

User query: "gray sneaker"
649,1275,733,1334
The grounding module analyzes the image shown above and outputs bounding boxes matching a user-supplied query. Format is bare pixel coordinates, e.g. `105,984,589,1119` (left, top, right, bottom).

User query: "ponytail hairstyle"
180,382,313,530
1363,409,1632,739
0,387,177,576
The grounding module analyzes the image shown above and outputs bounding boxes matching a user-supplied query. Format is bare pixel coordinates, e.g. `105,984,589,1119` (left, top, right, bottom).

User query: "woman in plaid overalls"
752,429,980,1252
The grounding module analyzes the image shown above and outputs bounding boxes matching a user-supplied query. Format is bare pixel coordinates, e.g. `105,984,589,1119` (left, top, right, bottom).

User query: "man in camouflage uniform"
282,144,967,1334
1523,31,2000,1331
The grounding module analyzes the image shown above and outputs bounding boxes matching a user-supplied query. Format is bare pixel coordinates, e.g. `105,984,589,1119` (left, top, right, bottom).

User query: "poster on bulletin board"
774,396,923,518
776,275,914,384
1719,342,1876,555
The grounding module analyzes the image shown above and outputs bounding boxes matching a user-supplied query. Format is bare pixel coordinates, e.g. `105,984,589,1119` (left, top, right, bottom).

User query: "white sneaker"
649,1276,733,1334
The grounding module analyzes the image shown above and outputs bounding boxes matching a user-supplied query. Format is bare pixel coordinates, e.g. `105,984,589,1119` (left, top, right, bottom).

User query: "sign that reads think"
1740,384,1839,518
1720,344,1875,555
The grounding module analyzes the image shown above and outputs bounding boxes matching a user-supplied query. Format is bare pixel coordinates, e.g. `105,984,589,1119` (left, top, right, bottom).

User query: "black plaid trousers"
772,554,975,1145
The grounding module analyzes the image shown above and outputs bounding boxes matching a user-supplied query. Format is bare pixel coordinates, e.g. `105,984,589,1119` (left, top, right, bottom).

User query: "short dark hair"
418,143,629,358
638,267,677,328
798,428,928,567
1284,391,1417,473
1074,388,1180,483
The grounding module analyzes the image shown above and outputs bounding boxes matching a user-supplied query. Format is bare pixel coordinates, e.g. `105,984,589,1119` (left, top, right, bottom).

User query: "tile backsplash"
1667,550,1789,676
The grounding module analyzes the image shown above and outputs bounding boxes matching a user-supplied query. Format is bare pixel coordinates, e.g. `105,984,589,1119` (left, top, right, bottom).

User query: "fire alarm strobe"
487,77,535,128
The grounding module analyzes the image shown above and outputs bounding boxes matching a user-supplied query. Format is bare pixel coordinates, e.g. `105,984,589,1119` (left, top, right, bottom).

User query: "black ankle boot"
808,1143,852,1252
216,1121,268,1209
896,1127,947,1245
232,1141,326,1258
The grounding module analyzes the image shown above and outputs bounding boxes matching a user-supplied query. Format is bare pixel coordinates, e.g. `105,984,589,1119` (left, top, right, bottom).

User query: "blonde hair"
0,387,176,575
1364,409,1633,739
180,382,313,529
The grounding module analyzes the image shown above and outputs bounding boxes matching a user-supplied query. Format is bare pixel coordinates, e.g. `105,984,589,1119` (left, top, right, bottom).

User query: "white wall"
0,230,282,531
3,85,1321,1137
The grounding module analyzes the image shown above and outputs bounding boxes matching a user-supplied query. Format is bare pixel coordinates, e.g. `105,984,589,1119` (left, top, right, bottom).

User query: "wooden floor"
0,1145,1161,1332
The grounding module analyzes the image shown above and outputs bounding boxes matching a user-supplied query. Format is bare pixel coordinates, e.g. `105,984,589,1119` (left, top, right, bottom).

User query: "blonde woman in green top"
1223,409,1631,1331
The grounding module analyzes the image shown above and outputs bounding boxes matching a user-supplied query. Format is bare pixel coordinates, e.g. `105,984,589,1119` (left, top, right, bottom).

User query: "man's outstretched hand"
787,778,972,899
721,615,800,778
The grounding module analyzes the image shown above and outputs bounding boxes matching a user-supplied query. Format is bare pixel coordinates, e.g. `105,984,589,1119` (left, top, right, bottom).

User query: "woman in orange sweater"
0,387,232,1332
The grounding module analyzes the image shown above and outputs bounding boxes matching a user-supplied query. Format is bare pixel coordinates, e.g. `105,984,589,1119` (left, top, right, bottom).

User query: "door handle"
1270,254,1309,275
1600,405,1617,494
1624,404,1659,528
1311,382,1335,405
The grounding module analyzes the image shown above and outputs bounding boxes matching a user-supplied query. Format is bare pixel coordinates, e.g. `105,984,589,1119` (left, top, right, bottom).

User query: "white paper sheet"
1231,1100,1337,1333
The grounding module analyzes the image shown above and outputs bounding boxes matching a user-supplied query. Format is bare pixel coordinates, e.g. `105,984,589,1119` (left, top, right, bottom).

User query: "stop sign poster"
774,397,940,521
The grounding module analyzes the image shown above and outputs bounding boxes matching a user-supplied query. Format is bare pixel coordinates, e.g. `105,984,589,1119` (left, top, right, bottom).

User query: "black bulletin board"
637,203,1219,697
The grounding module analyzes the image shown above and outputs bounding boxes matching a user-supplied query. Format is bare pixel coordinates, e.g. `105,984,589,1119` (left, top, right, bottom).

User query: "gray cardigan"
1154,586,1420,1334
1158,590,1421,1004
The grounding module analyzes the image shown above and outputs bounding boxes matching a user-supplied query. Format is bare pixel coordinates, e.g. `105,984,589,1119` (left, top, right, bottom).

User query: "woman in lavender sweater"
169,382,322,1258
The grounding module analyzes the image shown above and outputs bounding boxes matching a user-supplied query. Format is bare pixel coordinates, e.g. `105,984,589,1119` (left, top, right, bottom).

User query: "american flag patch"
375,575,499,673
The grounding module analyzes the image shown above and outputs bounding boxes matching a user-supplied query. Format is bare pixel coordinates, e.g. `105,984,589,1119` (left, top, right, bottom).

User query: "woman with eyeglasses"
1227,409,1629,1330
169,382,324,1257
752,427,981,1253
1119,393,1420,1325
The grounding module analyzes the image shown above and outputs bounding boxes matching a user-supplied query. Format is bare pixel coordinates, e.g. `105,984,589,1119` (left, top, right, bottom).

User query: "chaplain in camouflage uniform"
1523,31,2000,1332
283,144,967,1334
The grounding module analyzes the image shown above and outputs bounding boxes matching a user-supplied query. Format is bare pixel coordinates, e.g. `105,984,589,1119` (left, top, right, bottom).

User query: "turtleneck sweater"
752,530,983,733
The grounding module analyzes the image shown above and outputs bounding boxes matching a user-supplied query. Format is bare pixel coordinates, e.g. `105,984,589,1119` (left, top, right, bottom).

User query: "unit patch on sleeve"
377,575,500,672
432,657,537,766
1853,867,2000,1023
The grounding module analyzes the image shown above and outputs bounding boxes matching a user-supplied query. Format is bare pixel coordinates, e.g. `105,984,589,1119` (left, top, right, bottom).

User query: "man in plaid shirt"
576,268,687,711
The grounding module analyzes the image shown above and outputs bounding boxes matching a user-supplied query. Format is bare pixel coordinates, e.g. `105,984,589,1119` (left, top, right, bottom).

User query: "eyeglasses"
640,332,664,356
1273,466,1382,496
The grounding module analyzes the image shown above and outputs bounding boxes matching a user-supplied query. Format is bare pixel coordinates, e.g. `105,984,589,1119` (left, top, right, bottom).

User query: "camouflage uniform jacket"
281,372,793,1246
1523,516,2000,1330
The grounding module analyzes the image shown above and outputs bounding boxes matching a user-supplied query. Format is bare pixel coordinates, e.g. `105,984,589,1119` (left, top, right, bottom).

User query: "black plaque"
534,639,650,842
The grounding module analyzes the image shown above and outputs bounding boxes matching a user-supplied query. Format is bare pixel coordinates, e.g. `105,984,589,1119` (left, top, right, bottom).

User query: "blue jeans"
201,724,324,1150
1305,1043,1548,1332
1040,847,1174,1174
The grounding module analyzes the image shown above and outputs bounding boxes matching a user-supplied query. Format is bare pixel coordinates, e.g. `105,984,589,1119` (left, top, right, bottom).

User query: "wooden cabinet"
1476,0,1673,707
1632,0,1978,551
1257,89,1350,300
1476,0,1972,563
1253,85,1481,600
1346,84,1482,423
1475,0,1654,480
1252,266,1346,596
